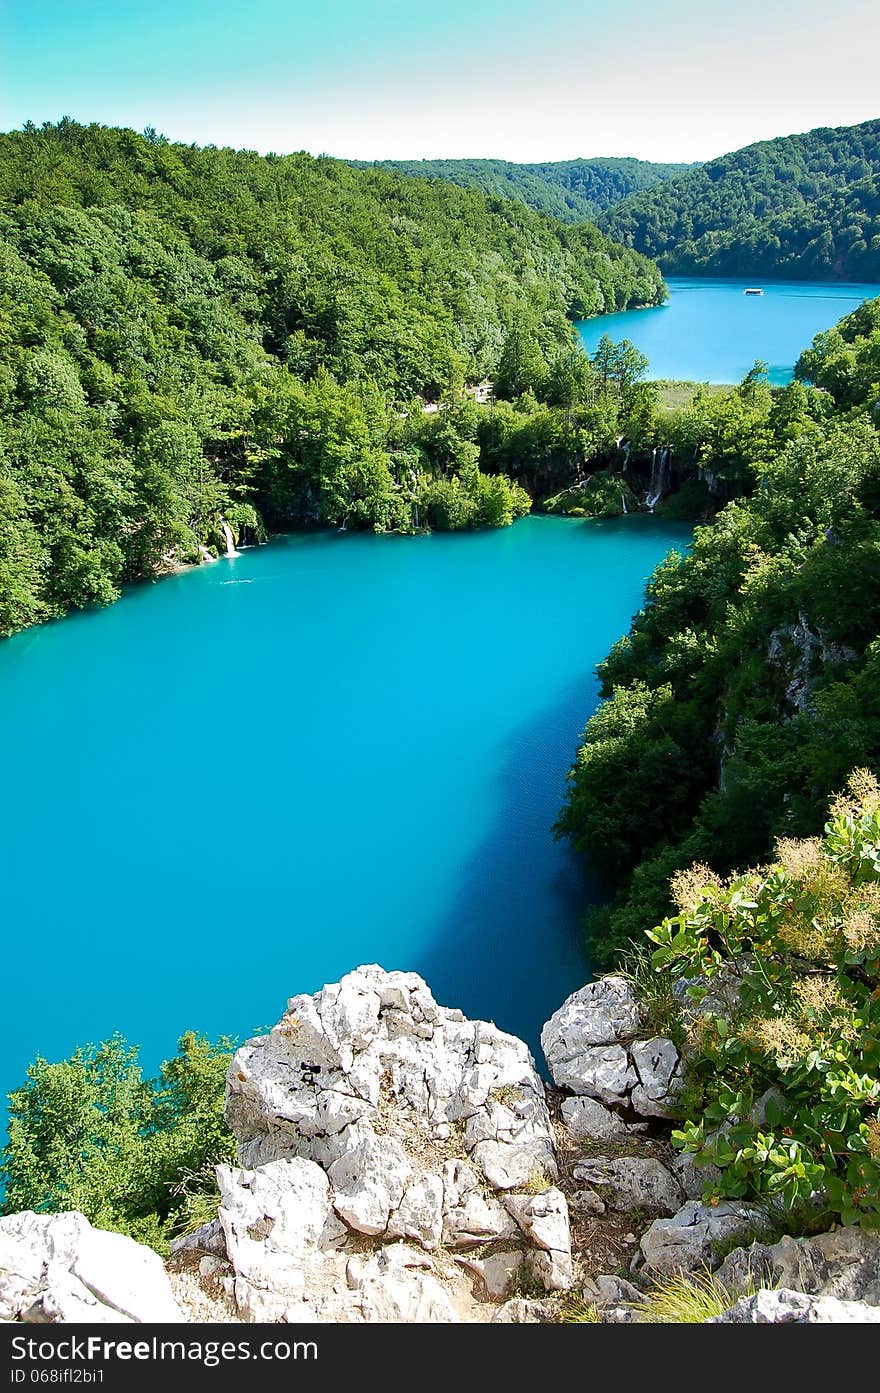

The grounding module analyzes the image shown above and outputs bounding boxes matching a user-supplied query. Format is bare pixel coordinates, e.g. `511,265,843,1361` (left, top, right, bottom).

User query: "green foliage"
544,471,639,518
350,156,696,223
1,1032,235,1252
556,316,880,966
601,118,880,280
636,1269,755,1323
648,772,880,1227
0,119,665,636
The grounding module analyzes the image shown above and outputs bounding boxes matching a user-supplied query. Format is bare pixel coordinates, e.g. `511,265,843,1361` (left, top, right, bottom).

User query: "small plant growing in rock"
489,1084,522,1108
647,770,880,1229
523,1169,555,1195
557,1295,600,1323
636,1269,754,1323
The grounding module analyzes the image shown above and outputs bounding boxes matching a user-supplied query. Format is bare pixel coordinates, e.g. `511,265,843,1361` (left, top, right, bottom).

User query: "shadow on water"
414,672,604,1067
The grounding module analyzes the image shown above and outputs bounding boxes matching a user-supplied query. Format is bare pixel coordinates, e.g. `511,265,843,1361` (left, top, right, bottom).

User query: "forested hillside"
600,119,880,280
557,296,880,964
0,120,664,636
350,157,694,223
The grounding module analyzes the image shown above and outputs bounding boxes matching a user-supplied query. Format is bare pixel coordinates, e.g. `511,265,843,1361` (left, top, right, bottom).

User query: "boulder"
560,1095,629,1143
630,1038,682,1118
540,980,681,1116
640,1200,770,1277
541,978,640,1094
0,1211,183,1324
573,1157,681,1215
711,1288,880,1324
456,1250,524,1301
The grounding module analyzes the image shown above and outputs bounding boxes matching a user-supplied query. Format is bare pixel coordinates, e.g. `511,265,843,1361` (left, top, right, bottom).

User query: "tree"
1,1033,235,1251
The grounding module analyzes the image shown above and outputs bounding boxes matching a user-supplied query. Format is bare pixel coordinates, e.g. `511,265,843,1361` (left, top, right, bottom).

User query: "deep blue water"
576,278,880,386
0,517,689,1130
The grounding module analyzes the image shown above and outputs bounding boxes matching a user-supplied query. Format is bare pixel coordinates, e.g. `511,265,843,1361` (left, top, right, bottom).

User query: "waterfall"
219,517,239,558
645,446,671,511
622,442,631,468
621,493,628,515
198,544,216,565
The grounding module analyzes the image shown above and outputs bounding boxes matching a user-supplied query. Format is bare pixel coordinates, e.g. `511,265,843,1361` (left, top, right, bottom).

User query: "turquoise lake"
0,517,688,1126
576,278,880,386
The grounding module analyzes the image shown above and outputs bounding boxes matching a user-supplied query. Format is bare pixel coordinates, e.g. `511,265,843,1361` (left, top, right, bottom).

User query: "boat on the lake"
744,287,764,295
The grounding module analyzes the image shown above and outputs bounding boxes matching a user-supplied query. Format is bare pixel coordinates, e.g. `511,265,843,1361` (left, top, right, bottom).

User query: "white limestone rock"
629,1037,682,1118
226,966,554,1187
504,1188,573,1292
328,1131,413,1236
560,1095,629,1142
572,1157,681,1215
640,1200,770,1277
216,1158,347,1287
541,977,641,1093
456,1250,525,1301
0,1211,184,1324
715,1225,880,1305
711,1288,880,1324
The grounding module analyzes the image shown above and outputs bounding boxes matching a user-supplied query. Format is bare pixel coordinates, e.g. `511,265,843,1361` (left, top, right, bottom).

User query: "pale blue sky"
0,0,877,161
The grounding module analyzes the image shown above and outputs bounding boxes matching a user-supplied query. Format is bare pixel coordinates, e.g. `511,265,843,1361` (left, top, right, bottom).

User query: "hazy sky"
0,0,877,163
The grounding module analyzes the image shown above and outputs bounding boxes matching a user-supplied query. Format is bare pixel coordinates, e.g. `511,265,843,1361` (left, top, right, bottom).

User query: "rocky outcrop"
572,1157,682,1216
639,1200,771,1277
715,1225,880,1305
712,1289,880,1324
177,966,571,1320
767,610,856,714
0,1212,184,1324
542,977,682,1120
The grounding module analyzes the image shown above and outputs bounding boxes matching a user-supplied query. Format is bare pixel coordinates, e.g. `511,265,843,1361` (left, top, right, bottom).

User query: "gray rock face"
640,1200,770,1277
716,1226,880,1306
541,977,640,1089
712,1288,880,1324
560,1095,629,1142
630,1037,682,1118
671,1151,723,1202
178,967,573,1320
541,979,681,1118
572,1157,682,1215
0,1211,184,1324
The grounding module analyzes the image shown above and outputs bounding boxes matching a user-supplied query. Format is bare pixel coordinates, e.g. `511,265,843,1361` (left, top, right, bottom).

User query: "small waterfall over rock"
621,493,628,515
645,446,671,510
220,518,239,558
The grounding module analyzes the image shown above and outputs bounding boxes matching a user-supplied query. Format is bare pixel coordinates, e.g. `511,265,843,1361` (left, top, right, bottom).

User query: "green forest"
0,120,665,636
600,119,880,280
350,156,695,223
557,295,880,965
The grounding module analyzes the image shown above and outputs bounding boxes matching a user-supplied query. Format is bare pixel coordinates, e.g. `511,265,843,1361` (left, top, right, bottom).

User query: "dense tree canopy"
600,120,880,280
351,156,695,223
0,1033,235,1251
557,298,880,964
0,120,665,636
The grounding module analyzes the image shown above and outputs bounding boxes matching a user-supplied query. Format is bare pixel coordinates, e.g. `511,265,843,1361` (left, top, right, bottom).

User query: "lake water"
576,278,880,386
0,517,688,1130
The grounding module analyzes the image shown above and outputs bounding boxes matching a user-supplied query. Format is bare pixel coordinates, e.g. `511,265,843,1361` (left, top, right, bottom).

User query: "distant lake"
0,517,689,1134
576,278,880,386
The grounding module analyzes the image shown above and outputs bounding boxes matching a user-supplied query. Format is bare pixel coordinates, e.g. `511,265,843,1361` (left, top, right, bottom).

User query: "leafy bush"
648,771,880,1227
1,1032,235,1252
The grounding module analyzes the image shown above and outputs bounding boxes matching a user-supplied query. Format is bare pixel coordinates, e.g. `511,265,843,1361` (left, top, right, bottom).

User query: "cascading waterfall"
620,493,628,514
220,518,239,558
645,446,671,510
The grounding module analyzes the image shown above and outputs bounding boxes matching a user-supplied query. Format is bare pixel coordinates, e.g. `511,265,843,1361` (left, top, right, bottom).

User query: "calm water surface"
0,517,689,1125
576,278,880,385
